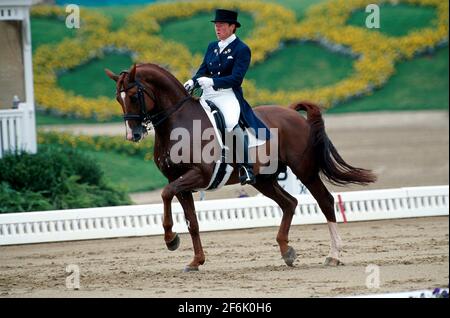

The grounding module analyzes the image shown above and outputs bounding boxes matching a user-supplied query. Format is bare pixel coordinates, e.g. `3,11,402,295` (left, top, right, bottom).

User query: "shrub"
0,145,131,213
37,131,154,161
0,183,54,213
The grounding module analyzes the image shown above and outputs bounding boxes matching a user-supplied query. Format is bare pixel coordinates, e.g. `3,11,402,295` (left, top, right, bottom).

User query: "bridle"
119,71,192,129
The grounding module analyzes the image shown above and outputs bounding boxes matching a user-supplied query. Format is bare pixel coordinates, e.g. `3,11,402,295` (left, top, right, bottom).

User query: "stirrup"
239,166,256,185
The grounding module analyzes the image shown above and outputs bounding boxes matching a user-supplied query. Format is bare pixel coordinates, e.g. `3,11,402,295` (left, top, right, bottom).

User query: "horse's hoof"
282,246,297,267
183,265,199,273
324,257,344,266
166,233,180,251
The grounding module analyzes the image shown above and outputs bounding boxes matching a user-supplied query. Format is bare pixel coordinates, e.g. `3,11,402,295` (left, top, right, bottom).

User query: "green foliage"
91,5,143,31
36,132,165,193
159,12,254,55
57,53,133,98
31,0,449,123
347,4,438,37
36,112,122,125
267,0,329,20
246,42,355,90
31,17,78,52
38,131,154,160
0,145,131,213
329,46,449,113
0,183,54,213
80,149,167,193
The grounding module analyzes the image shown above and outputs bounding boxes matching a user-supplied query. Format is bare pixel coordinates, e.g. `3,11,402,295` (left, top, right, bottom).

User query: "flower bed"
37,131,155,161
245,0,448,107
32,0,448,118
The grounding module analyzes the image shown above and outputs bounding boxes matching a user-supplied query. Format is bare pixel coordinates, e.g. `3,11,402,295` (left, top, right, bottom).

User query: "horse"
105,63,376,272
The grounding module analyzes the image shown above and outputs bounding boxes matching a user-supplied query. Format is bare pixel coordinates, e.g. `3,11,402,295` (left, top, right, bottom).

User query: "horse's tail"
289,101,377,186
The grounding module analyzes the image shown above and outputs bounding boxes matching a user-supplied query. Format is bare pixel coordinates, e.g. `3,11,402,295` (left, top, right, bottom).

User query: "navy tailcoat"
192,37,270,140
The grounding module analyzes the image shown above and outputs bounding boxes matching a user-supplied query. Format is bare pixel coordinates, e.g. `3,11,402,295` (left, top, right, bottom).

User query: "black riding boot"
232,124,256,185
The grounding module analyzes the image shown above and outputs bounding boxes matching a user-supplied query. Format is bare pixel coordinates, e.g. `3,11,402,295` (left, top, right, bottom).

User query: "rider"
184,9,270,185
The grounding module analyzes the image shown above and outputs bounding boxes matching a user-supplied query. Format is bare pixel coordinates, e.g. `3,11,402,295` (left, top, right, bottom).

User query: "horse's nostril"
133,133,141,140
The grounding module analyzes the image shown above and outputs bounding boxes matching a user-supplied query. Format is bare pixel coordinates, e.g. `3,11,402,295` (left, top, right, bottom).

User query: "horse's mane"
136,63,187,93
135,63,206,114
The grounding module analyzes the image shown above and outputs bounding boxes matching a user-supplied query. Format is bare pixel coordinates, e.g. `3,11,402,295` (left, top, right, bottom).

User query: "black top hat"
211,9,241,28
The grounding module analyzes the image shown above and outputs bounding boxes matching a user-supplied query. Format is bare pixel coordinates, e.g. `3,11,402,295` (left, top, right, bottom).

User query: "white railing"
0,1,31,22
0,185,448,246
0,103,36,158
0,6,23,20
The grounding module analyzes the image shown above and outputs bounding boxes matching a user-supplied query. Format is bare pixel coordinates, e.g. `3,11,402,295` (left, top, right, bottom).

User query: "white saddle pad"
195,99,266,192
199,98,267,149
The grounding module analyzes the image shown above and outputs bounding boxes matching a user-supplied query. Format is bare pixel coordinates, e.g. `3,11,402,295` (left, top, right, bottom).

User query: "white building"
0,0,37,158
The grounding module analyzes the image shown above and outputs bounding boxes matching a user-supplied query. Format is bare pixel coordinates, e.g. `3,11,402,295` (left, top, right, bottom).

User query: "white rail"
0,103,36,158
0,185,448,246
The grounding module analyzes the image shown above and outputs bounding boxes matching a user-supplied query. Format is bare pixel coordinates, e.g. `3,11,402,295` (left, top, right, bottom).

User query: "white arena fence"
0,104,37,158
0,185,448,246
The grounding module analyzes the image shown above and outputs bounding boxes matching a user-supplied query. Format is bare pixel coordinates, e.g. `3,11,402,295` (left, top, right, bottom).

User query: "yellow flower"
33,0,448,116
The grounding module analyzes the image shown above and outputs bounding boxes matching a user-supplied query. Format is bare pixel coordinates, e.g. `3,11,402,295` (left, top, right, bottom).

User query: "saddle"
203,100,232,191
206,100,226,147
189,85,265,191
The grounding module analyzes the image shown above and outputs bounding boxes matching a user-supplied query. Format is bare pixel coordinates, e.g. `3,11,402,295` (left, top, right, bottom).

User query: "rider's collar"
218,34,236,52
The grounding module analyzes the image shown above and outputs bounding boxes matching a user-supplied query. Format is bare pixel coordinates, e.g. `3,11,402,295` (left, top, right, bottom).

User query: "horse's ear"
129,64,137,82
105,68,119,82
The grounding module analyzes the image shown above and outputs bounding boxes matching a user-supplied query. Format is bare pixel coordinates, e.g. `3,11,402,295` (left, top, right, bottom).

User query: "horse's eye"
130,95,138,103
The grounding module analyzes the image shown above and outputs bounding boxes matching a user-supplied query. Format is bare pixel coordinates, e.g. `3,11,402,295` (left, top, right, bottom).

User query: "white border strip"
0,185,448,246
348,288,449,298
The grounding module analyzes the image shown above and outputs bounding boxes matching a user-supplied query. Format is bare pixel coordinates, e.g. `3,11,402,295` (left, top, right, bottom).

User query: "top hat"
211,9,241,28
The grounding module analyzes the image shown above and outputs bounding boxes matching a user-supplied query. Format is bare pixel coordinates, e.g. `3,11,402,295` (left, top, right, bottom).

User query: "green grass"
159,13,254,55
329,46,449,113
347,4,438,37
37,112,100,125
57,53,133,98
246,42,354,90
265,0,328,20
31,17,78,51
81,149,166,193
36,112,122,125
90,5,143,31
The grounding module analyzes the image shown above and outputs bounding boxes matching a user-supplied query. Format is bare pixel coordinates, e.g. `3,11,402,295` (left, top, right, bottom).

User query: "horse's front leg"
176,191,205,272
160,168,207,271
161,184,179,251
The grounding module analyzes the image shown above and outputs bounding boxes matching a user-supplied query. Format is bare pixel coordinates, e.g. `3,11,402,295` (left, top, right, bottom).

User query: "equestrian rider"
184,9,270,185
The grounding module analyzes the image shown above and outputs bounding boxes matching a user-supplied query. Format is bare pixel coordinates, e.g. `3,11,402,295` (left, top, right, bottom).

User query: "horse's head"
105,64,156,142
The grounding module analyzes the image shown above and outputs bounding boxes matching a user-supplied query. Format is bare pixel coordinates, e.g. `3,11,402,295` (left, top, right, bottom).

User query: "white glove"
197,77,214,90
184,79,194,91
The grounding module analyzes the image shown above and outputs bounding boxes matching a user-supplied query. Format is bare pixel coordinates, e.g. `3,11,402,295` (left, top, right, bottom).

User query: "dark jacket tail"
289,101,377,186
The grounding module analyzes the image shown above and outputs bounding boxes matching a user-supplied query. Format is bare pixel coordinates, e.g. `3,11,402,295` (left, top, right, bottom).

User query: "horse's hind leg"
252,178,298,266
303,175,343,266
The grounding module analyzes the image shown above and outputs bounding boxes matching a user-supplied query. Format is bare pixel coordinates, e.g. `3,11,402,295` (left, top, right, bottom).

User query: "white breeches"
203,87,240,131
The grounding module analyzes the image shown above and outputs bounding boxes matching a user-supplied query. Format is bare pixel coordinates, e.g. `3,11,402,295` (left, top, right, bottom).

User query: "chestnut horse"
105,63,376,272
